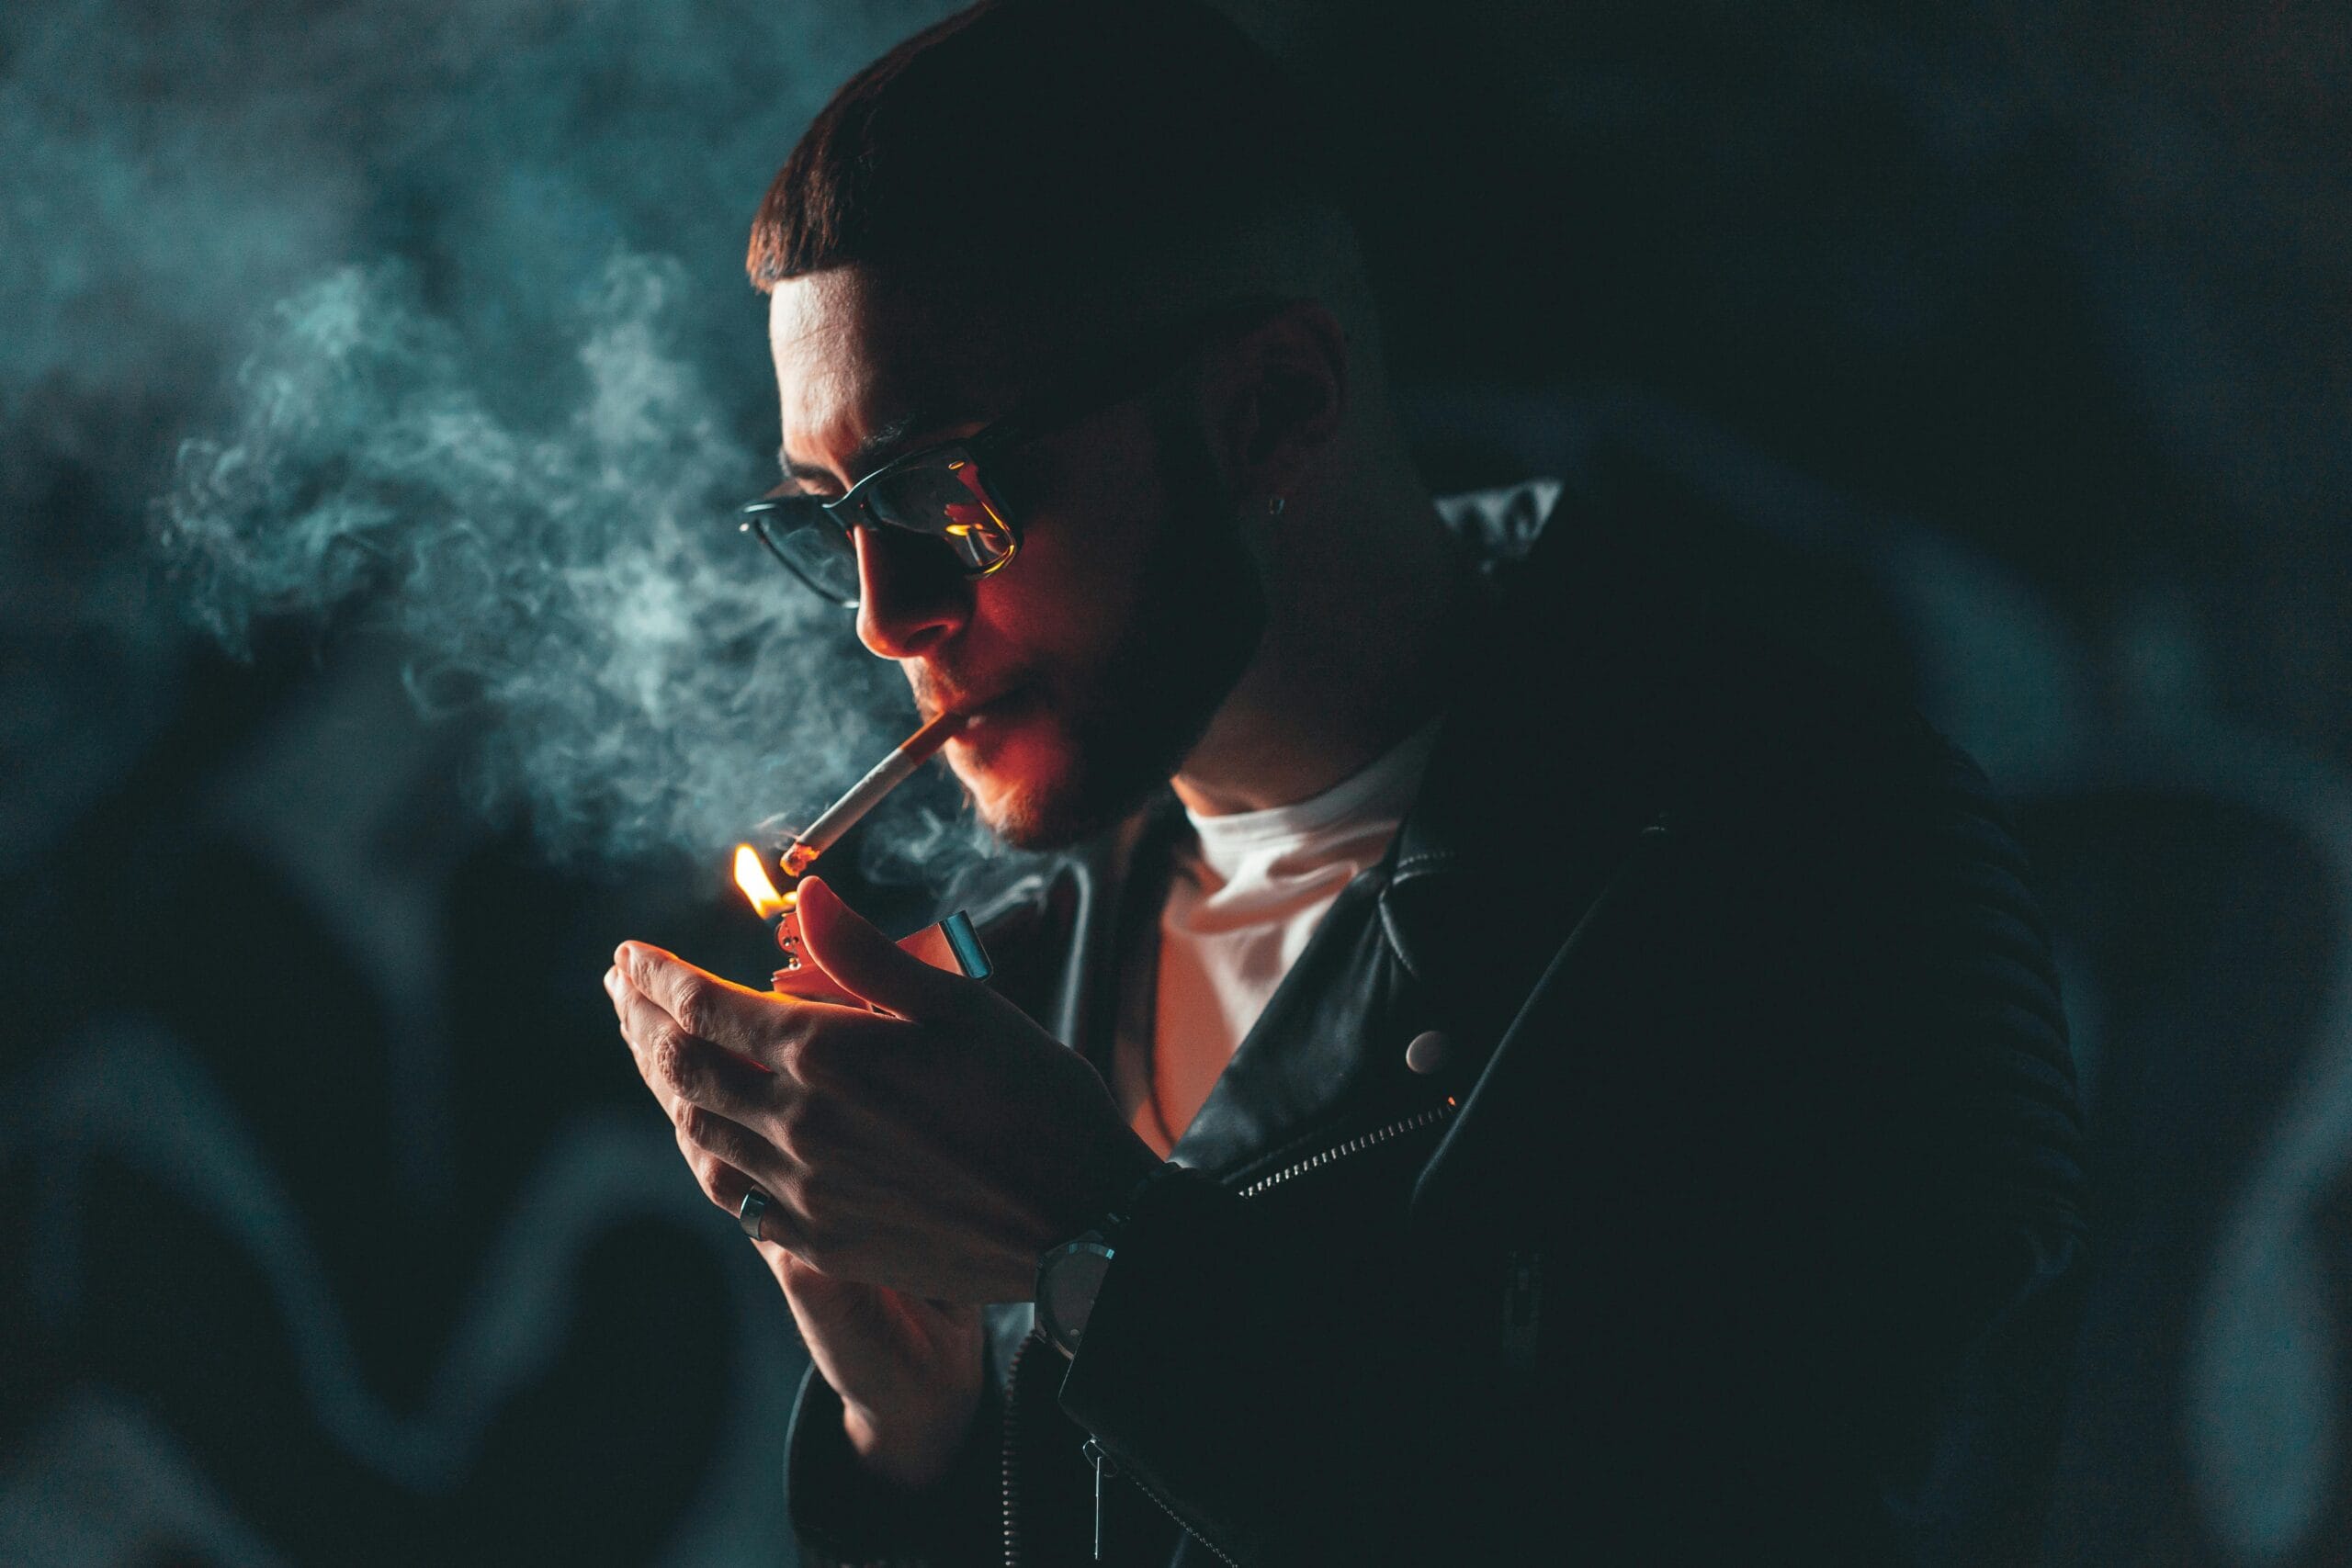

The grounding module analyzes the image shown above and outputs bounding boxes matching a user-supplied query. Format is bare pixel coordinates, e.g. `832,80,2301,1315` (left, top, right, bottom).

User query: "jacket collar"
1144,483,1572,1179
1377,474,1711,1043
1011,476,1711,1182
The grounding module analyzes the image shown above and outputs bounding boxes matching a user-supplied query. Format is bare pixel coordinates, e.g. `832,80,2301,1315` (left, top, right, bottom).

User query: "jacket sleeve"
1055,716,2087,1566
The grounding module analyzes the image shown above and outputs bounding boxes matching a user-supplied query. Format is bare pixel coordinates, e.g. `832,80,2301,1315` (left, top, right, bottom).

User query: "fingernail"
603,967,620,996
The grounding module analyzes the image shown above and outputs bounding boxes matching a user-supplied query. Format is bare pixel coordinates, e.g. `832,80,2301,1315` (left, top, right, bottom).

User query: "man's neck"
1172,486,1472,818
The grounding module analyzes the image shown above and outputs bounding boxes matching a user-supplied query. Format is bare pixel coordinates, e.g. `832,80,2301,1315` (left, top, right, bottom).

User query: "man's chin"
961,762,1122,852
954,723,1168,852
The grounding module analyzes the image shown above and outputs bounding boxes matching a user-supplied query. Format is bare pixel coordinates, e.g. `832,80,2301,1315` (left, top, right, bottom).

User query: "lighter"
770,905,994,1007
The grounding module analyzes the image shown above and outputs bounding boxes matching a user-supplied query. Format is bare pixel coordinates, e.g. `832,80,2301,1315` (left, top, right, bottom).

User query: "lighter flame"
732,843,795,919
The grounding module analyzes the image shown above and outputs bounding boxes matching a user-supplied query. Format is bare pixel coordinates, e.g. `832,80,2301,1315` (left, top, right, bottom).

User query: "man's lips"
926,683,1035,729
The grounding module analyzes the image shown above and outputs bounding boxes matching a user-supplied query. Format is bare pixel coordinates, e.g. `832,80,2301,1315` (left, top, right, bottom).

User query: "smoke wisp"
159,253,1006,877
51,0,1005,877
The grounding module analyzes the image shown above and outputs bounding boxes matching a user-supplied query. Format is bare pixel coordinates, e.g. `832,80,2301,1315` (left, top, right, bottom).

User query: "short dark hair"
747,0,1345,295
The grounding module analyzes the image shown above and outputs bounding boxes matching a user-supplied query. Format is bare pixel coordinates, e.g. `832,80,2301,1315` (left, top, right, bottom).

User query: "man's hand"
605,875,1159,1486
604,875,1161,1304
765,1241,984,1492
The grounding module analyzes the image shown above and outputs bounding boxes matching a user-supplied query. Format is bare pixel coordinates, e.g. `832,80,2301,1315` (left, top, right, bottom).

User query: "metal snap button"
1405,1030,1452,1075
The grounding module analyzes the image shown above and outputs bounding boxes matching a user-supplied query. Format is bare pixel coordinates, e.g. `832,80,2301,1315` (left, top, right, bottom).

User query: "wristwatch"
1035,1230,1117,1357
1034,1161,1184,1358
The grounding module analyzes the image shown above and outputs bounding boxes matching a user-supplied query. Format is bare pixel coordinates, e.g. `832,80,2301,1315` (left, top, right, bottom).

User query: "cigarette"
779,709,968,876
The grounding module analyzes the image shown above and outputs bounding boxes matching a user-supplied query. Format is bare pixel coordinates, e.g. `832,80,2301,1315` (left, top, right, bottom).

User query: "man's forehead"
767,269,1039,471
767,269,918,373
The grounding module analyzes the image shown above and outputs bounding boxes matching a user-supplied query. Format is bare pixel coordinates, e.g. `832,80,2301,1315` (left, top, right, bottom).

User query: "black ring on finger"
737,1187,772,1243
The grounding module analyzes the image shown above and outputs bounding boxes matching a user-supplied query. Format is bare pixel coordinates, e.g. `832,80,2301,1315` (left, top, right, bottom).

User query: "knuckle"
773,1026,817,1083
653,1031,701,1096
670,976,709,1039
772,1095,818,1157
788,1030,852,1092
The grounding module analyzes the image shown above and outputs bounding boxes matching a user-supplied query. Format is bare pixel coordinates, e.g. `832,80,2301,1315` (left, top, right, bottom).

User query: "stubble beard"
978,429,1266,852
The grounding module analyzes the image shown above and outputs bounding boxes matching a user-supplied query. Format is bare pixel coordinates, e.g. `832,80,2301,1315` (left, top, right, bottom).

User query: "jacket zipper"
1005,1099,1459,1565
1005,1325,1047,1568
1234,1099,1459,1199
1015,809,1673,1561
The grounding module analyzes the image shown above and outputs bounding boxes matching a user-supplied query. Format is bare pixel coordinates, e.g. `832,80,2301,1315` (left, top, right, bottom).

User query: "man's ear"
1205,300,1349,502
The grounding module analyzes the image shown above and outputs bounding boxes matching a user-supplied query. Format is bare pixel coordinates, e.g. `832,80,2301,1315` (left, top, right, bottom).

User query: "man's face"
768,268,1266,849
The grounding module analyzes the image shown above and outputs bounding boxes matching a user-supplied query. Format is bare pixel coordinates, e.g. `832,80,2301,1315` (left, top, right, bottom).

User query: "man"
603,2,2086,1562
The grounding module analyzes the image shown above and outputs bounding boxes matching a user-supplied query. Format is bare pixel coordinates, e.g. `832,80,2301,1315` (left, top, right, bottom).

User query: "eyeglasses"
740,298,1288,609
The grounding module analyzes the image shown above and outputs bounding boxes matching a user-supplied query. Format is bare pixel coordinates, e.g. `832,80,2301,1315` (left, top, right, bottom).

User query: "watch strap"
1099,1157,1188,1246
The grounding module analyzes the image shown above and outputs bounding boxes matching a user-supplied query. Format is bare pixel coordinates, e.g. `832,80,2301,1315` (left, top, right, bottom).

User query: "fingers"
672,1111,874,1271
795,877,973,1023
682,1103,787,1192
613,942,777,1060
673,1122,807,1251
606,964,771,1121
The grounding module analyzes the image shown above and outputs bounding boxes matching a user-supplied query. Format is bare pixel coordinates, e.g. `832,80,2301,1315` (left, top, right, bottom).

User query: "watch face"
1042,1241,1116,1351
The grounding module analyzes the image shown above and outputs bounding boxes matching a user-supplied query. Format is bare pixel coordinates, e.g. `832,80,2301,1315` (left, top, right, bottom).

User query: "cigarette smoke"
30,0,1011,877
163,254,930,867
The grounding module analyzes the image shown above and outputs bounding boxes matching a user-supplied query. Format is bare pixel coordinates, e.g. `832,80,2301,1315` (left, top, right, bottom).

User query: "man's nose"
853,525,968,660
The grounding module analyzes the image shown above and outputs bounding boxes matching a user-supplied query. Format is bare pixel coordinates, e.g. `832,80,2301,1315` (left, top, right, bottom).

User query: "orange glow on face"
732,844,796,919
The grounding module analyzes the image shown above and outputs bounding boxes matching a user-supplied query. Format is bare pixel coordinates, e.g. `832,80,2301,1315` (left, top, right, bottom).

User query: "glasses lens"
864,456,1019,575
742,451,1019,607
744,496,860,607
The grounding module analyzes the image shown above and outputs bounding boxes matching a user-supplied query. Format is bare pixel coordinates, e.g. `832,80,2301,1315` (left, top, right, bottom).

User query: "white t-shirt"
1124,723,1441,1156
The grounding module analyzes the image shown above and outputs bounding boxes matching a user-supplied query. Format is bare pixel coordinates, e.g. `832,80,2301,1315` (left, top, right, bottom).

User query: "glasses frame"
740,296,1291,609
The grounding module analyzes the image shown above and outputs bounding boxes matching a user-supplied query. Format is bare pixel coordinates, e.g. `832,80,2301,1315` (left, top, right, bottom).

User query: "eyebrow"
776,411,939,489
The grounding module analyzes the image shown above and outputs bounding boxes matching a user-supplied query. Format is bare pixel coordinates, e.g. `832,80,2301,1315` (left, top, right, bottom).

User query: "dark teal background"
5,1,2348,1562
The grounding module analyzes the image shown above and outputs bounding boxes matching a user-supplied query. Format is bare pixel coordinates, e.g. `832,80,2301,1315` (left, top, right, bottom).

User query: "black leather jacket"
785,479,2086,1567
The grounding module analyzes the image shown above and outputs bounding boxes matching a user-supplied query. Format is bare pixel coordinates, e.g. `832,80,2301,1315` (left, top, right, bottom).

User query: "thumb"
796,876,970,1022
